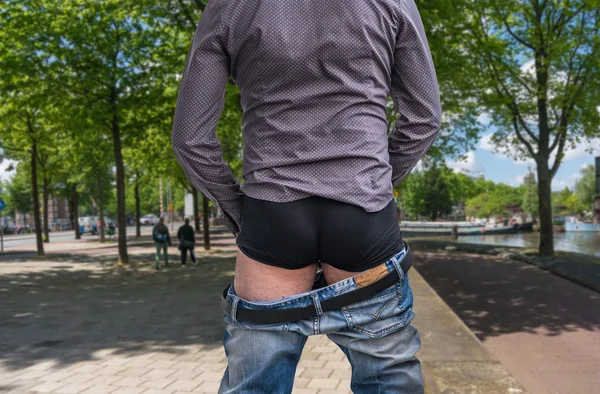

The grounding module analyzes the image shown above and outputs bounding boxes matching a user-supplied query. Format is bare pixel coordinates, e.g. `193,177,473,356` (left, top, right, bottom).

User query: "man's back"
173,0,440,233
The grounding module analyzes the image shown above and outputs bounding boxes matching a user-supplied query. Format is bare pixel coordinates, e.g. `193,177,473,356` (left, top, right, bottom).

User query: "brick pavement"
0,234,524,393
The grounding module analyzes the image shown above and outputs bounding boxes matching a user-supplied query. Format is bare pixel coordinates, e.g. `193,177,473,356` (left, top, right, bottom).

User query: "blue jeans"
220,250,423,394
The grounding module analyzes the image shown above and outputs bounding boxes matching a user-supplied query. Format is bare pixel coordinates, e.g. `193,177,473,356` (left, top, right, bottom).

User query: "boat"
565,217,600,232
398,220,519,236
399,214,533,236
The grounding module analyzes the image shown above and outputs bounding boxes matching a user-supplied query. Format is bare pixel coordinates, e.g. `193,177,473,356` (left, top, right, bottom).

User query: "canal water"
408,232,599,257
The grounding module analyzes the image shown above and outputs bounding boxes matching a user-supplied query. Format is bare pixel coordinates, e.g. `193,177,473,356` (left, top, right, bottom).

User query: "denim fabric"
219,250,423,394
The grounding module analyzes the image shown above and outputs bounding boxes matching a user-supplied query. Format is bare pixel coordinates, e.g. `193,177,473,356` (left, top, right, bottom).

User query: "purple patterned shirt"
172,0,441,235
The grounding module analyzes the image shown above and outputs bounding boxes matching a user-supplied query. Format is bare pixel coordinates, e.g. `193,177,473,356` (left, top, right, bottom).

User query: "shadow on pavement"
0,252,236,372
415,251,600,340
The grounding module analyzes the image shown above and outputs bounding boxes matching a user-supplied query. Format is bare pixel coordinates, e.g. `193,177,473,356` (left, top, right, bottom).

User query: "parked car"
78,216,98,235
140,214,159,226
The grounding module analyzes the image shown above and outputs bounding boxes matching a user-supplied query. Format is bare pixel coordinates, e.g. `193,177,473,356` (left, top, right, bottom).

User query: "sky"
446,133,599,191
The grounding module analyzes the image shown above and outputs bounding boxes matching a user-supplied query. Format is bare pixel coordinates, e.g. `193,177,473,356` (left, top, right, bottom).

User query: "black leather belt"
223,244,413,325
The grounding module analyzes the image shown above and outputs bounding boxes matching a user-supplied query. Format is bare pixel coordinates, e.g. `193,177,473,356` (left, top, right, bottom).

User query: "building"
14,197,71,229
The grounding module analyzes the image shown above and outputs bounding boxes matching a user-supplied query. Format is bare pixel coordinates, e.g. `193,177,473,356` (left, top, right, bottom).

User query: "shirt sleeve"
388,0,442,185
171,0,243,236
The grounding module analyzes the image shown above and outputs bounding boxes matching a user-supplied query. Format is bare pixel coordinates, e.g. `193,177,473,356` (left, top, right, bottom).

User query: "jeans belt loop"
230,296,240,323
311,293,323,316
391,247,407,280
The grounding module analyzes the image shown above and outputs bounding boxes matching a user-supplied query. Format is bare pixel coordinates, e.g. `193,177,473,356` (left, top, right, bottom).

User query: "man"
177,218,196,266
172,0,440,392
152,217,171,270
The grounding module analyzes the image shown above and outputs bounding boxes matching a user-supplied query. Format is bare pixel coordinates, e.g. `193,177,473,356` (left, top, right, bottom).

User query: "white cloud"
521,59,535,74
563,139,600,162
0,160,16,181
477,112,491,125
510,175,525,186
447,151,485,175
479,132,599,167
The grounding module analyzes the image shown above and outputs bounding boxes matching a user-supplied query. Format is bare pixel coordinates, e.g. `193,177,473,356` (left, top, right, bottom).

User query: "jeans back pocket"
341,278,412,338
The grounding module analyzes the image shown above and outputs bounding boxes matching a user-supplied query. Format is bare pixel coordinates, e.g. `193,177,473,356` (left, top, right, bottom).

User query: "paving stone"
140,390,174,394
164,380,200,391
148,361,178,370
67,364,103,375
40,371,74,382
297,360,326,369
116,368,149,378
79,386,119,394
53,383,93,394
84,376,123,387
163,370,201,381
111,377,147,388
337,379,351,390
139,379,176,390
194,382,220,393
11,371,49,381
95,367,127,376
292,389,318,394
312,346,336,354
323,361,350,370
194,372,222,382
62,374,96,384
109,389,146,394
301,369,332,379
316,353,345,362
329,369,351,380
29,381,66,393
307,379,340,390
142,369,177,379
293,377,311,388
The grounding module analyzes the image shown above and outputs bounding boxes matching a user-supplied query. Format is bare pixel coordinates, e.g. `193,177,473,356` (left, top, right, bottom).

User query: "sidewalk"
0,235,524,394
409,239,600,293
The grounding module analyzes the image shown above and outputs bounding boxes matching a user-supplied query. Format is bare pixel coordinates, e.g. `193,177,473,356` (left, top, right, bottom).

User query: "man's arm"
388,0,442,185
172,0,243,236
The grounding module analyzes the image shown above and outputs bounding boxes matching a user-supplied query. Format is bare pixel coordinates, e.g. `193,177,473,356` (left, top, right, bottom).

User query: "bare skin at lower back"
234,248,362,301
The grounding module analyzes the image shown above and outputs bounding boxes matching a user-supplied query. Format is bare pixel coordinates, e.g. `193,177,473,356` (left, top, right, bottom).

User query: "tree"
50,0,179,263
459,1,600,255
522,168,539,216
2,166,32,222
403,166,453,220
0,0,62,256
574,164,596,211
465,183,523,218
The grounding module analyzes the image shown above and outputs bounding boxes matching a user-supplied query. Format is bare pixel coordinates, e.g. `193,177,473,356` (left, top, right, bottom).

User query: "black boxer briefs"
236,195,403,272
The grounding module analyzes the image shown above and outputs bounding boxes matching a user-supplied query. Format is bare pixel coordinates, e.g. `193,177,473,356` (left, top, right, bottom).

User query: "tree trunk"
42,178,50,243
111,111,128,264
98,173,106,243
71,184,81,240
31,141,45,256
135,181,141,238
202,194,210,251
193,189,200,232
536,165,554,256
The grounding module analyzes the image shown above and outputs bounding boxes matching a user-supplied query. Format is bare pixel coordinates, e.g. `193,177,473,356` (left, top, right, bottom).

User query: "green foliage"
574,165,596,211
465,183,523,218
522,170,539,216
1,165,32,218
404,165,453,220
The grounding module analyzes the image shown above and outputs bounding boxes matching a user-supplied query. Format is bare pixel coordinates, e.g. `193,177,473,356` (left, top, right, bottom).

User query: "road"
415,251,600,394
1,225,155,248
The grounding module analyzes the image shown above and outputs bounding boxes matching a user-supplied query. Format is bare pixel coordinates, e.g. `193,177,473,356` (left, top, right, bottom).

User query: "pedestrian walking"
152,217,171,270
172,0,440,392
177,218,196,266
